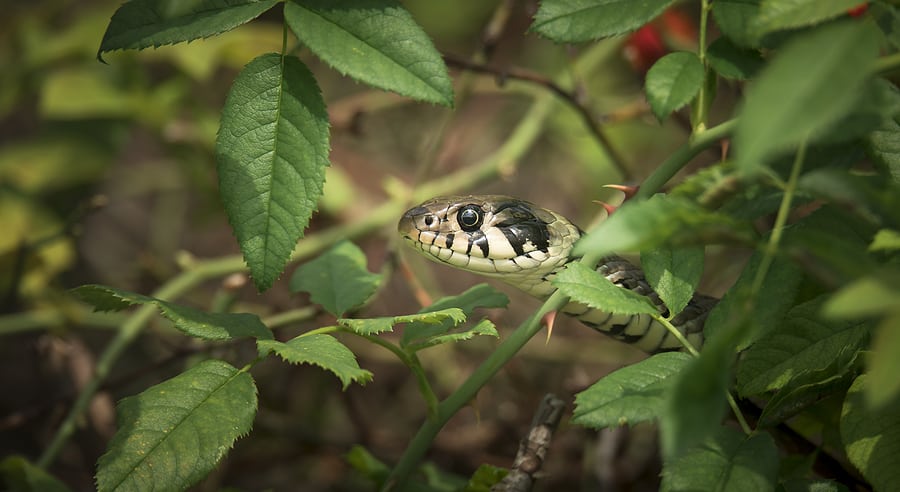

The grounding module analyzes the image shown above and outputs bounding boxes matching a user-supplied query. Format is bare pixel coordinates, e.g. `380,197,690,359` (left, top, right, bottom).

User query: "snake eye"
457,205,484,231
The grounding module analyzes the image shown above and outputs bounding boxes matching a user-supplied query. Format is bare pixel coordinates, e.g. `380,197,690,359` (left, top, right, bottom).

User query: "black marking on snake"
445,233,454,250
468,230,489,258
493,202,552,254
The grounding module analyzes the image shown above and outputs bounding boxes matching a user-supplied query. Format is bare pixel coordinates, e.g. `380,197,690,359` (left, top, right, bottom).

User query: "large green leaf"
284,0,452,106
530,0,675,43
216,53,330,291
572,194,754,258
734,20,879,173
98,0,277,60
712,0,762,48
290,241,382,317
96,360,257,492
71,285,273,341
736,298,870,397
841,375,900,492
641,247,705,317
572,352,692,429
752,0,872,36
553,262,658,316
660,427,779,492
645,52,705,121
259,334,373,389
706,36,764,80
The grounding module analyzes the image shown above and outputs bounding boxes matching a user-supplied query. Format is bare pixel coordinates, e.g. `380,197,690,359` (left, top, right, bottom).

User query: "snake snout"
398,206,433,238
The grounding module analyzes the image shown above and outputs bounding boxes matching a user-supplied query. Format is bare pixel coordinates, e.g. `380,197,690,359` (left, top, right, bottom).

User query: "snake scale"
398,195,717,353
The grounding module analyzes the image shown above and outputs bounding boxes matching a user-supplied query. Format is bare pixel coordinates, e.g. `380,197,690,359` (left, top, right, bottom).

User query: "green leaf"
345,445,390,483
216,53,330,291
660,427,779,492
339,308,466,336
873,2,900,50
572,352,692,429
706,37,764,80
98,0,278,60
71,285,273,341
870,229,900,251
464,464,508,492
572,194,754,258
641,247,705,317
530,0,675,43
0,456,71,492
712,0,763,48
645,52,704,121
290,241,382,317
752,0,871,36
841,375,900,492
823,273,900,319
865,115,900,182
781,479,850,492
660,335,733,458
96,360,257,492
736,298,870,397
553,262,658,316
401,284,508,346
865,313,900,408
406,318,499,351
259,334,373,389
734,21,880,173
284,0,452,106
703,251,802,348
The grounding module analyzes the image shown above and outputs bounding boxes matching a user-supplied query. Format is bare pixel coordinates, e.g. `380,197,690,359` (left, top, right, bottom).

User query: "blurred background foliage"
0,1,735,490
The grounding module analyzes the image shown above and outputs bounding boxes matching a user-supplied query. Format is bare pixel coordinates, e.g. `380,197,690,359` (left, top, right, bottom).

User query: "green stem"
693,0,712,132
636,118,736,200
381,290,569,491
871,51,900,76
653,314,699,356
727,393,753,435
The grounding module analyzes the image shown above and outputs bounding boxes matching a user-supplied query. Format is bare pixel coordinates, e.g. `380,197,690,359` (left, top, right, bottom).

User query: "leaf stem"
652,314,699,356
727,392,753,435
693,0,712,132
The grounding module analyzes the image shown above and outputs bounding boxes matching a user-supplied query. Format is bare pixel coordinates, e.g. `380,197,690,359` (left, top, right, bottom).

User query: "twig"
492,394,566,492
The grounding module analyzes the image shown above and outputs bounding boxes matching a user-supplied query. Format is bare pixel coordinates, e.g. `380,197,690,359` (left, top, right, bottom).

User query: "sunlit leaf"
752,0,871,36
284,0,452,106
401,284,507,346
645,52,704,121
259,334,373,389
531,0,675,42
573,352,692,428
216,53,329,291
96,360,257,492
553,262,658,316
841,375,900,492
406,318,499,351
290,241,382,317
642,247,705,317
865,313,900,408
98,0,278,60
339,308,466,336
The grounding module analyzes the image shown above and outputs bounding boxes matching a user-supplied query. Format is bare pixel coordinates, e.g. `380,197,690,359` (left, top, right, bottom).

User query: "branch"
492,394,566,492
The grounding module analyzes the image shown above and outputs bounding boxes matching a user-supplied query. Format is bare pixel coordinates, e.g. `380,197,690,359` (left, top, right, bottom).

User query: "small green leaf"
401,284,508,346
572,194,754,258
290,241,383,317
464,463,508,492
660,427,779,492
216,53,330,291
0,456,71,492
98,0,278,60
406,319,499,351
259,334,373,389
870,229,900,251
645,52,704,121
865,313,900,408
752,0,871,36
841,375,900,492
96,360,257,492
735,20,880,173
864,115,900,182
823,273,900,319
284,0,453,106
641,247,705,317
71,285,273,341
530,0,675,42
572,352,692,429
553,262,658,316
737,298,870,397
706,37,764,80
712,0,763,48
781,479,850,492
339,308,466,336
345,445,390,483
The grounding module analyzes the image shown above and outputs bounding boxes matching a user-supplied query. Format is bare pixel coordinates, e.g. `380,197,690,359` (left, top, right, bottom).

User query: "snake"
397,195,717,353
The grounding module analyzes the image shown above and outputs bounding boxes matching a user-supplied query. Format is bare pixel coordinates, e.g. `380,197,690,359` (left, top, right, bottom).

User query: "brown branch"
492,394,566,492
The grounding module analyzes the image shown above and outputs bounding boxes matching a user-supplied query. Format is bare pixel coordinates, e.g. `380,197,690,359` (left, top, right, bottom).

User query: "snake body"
398,195,716,353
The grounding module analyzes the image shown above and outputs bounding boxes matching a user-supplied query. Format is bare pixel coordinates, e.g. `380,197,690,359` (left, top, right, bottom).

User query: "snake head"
398,195,581,297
